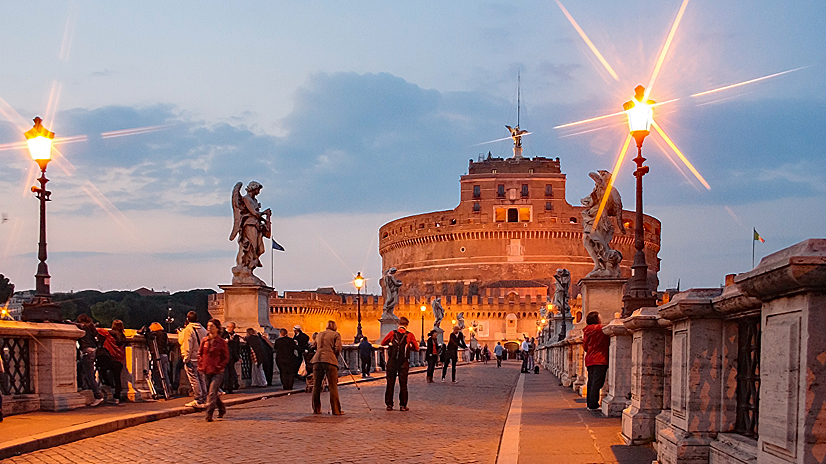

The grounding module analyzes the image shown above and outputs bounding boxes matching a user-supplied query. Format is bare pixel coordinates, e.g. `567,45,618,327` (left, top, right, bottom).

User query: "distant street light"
353,272,365,343
166,300,175,332
622,86,658,316
21,117,60,322
420,304,426,346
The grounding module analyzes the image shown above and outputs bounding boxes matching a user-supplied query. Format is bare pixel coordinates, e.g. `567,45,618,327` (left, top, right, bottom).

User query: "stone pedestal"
580,278,626,325
602,315,632,417
217,284,275,334
656,288,725,464
123,332,152,402
30,323,88,411
622,306,669,444
734,239,826,464
379,315,400,339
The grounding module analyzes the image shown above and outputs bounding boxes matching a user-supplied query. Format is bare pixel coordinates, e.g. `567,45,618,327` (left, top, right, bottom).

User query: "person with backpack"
180,311,208,408
381,317,420,410
96,320,127,403
441,325,467,383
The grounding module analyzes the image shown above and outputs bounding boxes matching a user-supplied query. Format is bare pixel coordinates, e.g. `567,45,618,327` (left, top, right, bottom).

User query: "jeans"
586,364,609,409
80,348,102,399
385,363,410,408
312,363,341,414
204,372,225,418
496,355,502,367
426,356,437,379
96,355,123,400
360,356,371,376
184,360,206,404
442,350,458,381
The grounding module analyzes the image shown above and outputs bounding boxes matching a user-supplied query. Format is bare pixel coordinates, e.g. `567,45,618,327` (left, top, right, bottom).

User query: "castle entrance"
503,341,519,360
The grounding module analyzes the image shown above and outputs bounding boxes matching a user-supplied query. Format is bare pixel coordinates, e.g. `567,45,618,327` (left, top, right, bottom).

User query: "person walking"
76,314,104,406
259,331,275,386
494,342,504,368
274,328,297,390
583,311,610,411
221,322,241,394
198,318,229,422
311,321,343,415
180,311,208,408
245,328,267,387
424,330,440,382
441,325,466,383
293,325,310,376
96,320,127,403
381,317,419,410
358,336,374,378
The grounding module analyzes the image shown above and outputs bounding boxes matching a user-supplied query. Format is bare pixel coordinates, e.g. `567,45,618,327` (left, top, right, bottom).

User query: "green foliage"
52,288,216,329
0,274,14,305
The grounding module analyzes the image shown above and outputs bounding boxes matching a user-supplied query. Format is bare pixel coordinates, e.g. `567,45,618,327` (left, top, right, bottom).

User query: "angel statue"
381,267,402,319
229,181,271,285
581,171,625,278
432,297,445,330
456,312,466,330
505,125,529,148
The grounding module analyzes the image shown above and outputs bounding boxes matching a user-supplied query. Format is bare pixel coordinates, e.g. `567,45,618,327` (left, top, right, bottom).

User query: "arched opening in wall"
497,312,502,318
503,341,519,360
507,292,518,304
507,208,518,222
574,310,582,323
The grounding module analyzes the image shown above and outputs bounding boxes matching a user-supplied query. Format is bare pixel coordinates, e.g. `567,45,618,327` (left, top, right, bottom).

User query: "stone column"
579,278,626,325
15,322,88,411
656,288,725,464
622,306,670,444
217,284,275,334
123,333,153,401
601,315,632,417
735,239,826,464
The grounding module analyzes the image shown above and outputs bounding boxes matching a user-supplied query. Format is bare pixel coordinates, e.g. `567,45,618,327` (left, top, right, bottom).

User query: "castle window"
507,208,518,222
521,184,529,197
494,208,506,222
473,185,481,199
473,202,481,212
519,207,531,222
497,184,505,198
545,184,553,197
545,202,553,211
569,217,578,224
529,168,534,174
492,169,497,174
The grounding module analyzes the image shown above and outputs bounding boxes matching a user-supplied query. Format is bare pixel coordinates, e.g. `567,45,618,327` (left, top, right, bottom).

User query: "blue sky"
0,0,823,293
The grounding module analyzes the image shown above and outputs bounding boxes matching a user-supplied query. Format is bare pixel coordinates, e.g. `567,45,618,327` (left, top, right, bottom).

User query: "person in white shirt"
179,311,208,407
520,338,530,373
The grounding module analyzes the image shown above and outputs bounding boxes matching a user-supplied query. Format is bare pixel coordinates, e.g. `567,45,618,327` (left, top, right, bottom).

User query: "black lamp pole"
354,272,364,343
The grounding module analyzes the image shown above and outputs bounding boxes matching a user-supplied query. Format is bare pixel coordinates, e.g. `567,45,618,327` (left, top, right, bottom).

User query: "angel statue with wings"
581,171,625,278
230,181,271,285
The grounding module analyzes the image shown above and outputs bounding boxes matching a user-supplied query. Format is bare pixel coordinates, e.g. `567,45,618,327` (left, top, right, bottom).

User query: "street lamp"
166,300,175,332
21,117,60,322
420,304,426,346
353,272,365,343
621,86,658,317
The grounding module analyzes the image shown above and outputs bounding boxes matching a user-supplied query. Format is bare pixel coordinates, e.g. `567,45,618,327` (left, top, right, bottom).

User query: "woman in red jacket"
582,311,609,411
198,318,229,422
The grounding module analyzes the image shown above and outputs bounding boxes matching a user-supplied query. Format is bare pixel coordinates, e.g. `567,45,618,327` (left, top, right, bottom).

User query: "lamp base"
22,297,62,323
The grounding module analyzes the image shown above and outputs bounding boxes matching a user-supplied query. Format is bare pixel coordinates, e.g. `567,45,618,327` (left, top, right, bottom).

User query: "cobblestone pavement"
6,362,521,464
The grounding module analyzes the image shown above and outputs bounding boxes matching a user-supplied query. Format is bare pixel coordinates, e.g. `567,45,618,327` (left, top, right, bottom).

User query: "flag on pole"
272,238,285,251
753,229,765,243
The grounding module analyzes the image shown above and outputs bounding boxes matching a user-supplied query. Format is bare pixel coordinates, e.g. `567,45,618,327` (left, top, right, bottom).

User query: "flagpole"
752,228,755,269
271,238,275,288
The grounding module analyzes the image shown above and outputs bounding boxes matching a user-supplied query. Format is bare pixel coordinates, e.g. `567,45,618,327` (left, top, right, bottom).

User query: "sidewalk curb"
0,362,468,459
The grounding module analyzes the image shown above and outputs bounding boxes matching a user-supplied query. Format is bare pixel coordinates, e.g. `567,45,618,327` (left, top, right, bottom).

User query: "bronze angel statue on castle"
230,181,271,285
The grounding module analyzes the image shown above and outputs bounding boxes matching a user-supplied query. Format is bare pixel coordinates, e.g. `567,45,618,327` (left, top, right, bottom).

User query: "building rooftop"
467,155,561,175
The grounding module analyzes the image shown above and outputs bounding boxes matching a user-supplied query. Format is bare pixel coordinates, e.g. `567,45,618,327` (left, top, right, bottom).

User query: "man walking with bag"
381,317,419,410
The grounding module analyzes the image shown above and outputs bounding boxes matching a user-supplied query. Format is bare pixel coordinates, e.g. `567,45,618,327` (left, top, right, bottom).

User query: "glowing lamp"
452,319,457,325
24,117,55,169
353,272,364,290
541,318,546,324
420,305,426,312
623,85,654,146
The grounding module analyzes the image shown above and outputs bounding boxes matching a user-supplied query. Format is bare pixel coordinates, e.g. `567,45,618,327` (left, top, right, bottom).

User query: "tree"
0,274,14,305
90,300,128,328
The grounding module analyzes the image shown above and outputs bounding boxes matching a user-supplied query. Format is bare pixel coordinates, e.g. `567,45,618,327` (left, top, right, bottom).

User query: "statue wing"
229,182,243,241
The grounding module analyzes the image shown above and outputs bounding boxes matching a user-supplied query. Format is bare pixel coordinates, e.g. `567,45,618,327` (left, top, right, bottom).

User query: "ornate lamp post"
166,300,175,332
21,117,61,322
621,86,658,317
353,272,365,343
420,304,426,345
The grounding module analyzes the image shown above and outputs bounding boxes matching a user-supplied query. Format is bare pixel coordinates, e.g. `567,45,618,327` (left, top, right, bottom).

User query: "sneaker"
185,400,199,407
218,409,226,418
400,406,409,411
91,398,104,407
194,402,206,410
441,378,445,383
112,398,121,405
386,406,393,411
452,380,458,383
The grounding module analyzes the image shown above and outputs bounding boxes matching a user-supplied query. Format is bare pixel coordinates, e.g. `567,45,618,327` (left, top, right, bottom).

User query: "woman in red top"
198,318,229,422
582,311,609,411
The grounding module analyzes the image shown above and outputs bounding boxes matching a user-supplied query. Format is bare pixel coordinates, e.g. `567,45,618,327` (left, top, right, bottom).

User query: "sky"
0,0,824,295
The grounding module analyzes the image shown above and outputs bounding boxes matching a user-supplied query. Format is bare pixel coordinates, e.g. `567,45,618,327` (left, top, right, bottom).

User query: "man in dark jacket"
425,330,440,383
245,328,267,387
221,322,241,393
259,332,275,386
441,325,467,383
76,314,104,406
358,336,374,378
293,325,310,376
274,328,297,390
381,317,420,411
